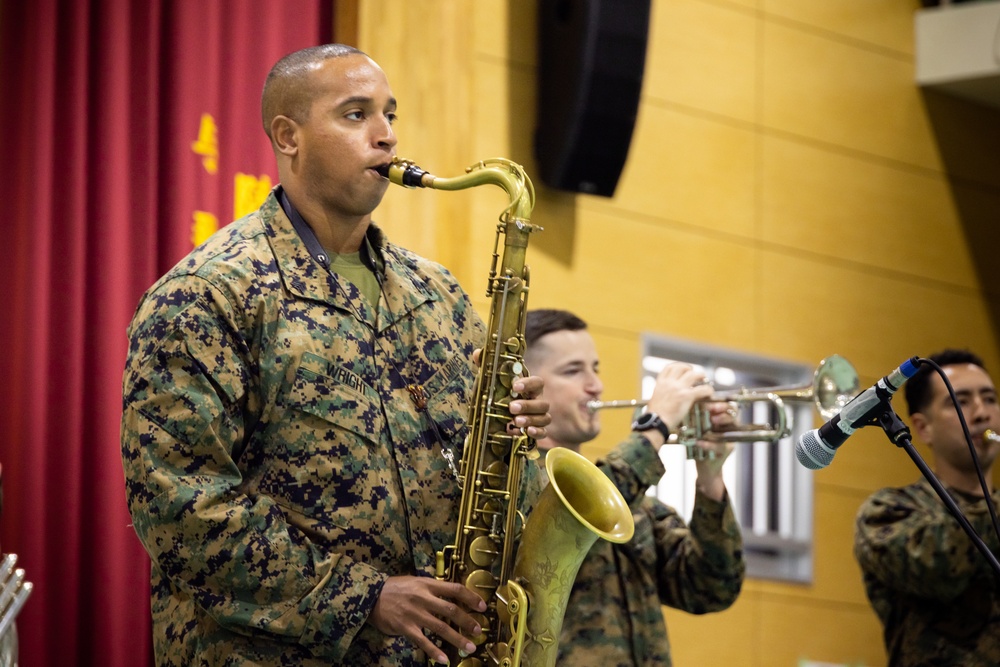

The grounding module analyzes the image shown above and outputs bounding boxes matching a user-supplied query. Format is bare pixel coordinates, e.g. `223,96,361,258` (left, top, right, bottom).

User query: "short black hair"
904,348,987,415
525,309,588,349
261,43,367,139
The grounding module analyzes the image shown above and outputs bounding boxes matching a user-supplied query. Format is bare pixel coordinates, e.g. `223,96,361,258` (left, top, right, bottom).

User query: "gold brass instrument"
984,429,1000,444
382,157,634,667
588,355,860,458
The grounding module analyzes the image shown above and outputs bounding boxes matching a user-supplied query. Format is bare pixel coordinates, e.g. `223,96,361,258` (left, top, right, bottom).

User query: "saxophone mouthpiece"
380,158,433,188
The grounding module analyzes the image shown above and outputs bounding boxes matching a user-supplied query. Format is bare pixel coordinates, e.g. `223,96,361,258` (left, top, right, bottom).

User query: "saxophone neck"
383,157,537,226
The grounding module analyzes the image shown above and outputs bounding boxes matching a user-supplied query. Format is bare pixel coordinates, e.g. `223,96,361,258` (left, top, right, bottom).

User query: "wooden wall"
349,1,1000,664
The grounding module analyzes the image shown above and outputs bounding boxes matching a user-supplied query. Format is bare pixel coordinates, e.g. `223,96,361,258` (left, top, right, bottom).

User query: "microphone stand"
875,405,1000,579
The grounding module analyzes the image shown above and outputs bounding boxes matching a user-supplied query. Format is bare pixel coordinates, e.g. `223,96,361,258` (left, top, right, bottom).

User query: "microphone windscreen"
796,429,837,470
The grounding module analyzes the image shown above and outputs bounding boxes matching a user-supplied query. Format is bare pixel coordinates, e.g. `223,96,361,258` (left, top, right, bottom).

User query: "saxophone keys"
465,569,498,605
469,535,500,567
482,461,509,490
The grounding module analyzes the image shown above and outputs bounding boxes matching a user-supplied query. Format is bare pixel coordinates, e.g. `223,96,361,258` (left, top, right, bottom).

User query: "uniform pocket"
261,353,386,530
421,354,476,445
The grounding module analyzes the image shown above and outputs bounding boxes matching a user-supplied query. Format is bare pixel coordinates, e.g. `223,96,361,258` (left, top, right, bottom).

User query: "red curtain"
0,1,331,664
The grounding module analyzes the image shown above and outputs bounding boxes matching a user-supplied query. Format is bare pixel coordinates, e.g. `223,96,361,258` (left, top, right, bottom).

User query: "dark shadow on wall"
508,0,579,272
920,89,1000,336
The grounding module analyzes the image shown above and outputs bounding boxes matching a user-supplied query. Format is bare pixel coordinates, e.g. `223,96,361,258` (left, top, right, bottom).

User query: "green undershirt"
328,251,380,307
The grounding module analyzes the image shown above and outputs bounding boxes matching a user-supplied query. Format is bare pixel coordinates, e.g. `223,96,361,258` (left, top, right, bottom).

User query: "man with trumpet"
523,309,745,666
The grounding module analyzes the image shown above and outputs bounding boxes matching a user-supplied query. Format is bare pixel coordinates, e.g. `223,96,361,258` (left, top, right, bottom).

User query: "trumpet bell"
813,354,860,419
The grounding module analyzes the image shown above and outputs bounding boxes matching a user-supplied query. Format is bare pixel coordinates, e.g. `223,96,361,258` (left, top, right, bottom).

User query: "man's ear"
271,115,298,157
911,412,932,445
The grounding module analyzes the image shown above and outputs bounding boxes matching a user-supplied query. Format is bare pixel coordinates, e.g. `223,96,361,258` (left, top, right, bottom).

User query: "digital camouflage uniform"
545,434,745,667
121,190,537,666
855,477,1000,666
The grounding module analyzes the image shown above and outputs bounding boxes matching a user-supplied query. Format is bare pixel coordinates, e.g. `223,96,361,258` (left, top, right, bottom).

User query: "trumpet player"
854,349,1000,666
524,309,745,666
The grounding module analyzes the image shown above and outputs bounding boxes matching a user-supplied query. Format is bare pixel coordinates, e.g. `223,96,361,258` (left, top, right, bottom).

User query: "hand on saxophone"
370,575,486,664
472,348,551,438
508,375,551,438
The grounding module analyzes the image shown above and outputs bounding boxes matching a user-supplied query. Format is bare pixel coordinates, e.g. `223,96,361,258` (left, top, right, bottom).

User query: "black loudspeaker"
535,0,652,197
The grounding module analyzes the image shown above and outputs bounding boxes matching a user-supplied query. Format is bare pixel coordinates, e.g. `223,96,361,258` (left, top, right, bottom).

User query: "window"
639,335,823,583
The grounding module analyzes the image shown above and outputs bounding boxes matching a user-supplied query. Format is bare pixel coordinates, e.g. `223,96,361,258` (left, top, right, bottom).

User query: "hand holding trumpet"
636,363,714,448
634,364,735,501
692,404,737,501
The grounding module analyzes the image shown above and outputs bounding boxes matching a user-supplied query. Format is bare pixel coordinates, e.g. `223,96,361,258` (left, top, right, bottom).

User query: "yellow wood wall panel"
528,207,760,346
614,105,757,237
720,0,761,10
762,20,939,170
756,595,885,666
472,59,538,170
761,135,977,289
808,486,874,605
763,0,918,55
662,589,757,665
645,0,757,124
758,251,996,377
474,0,536,66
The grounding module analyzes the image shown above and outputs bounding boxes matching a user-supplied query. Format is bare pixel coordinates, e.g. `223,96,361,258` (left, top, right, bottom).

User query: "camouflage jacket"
121,190,500,666
855,478,1000,667
552,435,745,667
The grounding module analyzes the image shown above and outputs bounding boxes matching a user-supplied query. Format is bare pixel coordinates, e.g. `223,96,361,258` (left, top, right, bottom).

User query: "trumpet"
984,429,1000,444
588,355,860,456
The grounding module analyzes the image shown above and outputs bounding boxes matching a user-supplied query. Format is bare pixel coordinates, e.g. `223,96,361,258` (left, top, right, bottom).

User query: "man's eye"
345,111,363,120
386,112,398,125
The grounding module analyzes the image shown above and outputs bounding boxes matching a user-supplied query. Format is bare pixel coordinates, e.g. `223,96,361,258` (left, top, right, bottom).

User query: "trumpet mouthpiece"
984,429,1000,444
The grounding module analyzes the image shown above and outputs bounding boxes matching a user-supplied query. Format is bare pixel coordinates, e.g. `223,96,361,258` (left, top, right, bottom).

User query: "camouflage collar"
261,188,440,329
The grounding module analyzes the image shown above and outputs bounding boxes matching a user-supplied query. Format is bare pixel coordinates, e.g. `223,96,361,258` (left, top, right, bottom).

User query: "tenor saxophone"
382,157,634,667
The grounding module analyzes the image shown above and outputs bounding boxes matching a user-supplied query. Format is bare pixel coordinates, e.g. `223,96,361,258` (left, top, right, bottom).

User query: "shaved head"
261,44,367,141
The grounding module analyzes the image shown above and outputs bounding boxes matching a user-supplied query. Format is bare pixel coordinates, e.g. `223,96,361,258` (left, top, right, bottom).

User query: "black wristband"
632,412,671,441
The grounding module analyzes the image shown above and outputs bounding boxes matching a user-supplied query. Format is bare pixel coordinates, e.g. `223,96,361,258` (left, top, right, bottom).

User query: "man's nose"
374,116,396,148
968,395,991,421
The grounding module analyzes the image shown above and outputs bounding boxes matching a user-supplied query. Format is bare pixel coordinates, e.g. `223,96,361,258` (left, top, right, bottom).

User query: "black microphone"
795,357,920,470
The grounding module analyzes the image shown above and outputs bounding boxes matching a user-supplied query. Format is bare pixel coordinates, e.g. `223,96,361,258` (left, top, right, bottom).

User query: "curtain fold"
0,2,331,664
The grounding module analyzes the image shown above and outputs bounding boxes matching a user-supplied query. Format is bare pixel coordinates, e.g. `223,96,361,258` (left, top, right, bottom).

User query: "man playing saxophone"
120,44,551,666
524,309,746,666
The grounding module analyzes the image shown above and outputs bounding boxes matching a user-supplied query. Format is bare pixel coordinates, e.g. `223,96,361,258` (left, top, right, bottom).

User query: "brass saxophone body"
383,157,634,667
